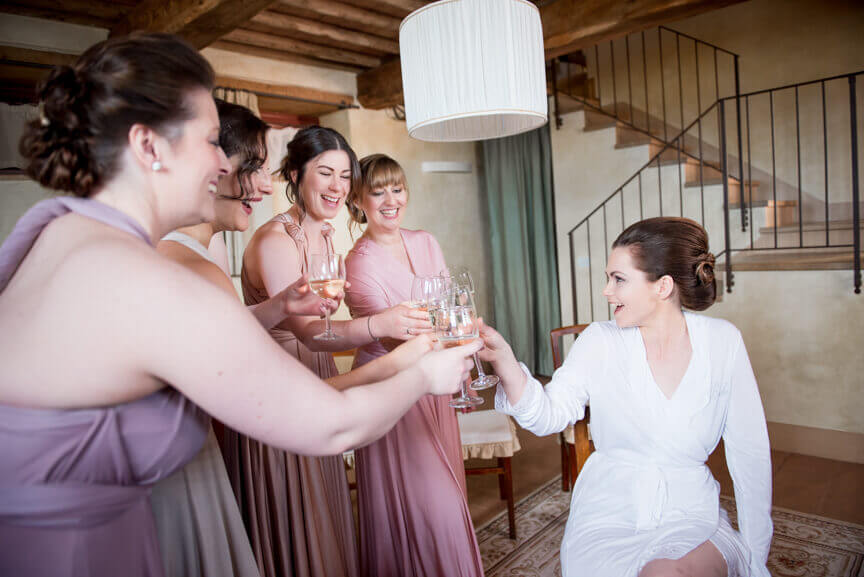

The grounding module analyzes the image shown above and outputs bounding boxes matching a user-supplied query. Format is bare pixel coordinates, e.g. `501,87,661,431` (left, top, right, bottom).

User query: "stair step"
762,219,864,234
729,199,794,210
613,125,657,148
719,248,864,271
583,108,617,131
554,92,585,115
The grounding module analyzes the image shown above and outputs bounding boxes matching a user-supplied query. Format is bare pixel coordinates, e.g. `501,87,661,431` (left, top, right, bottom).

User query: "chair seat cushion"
458,410,521,459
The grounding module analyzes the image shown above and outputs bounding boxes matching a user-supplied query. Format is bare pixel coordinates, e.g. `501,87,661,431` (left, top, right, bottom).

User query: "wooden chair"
550,324,593,491
459,411,521,539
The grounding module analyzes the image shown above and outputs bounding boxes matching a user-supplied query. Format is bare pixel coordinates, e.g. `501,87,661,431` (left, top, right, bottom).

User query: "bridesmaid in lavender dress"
0,35,479,577
344,154,484,577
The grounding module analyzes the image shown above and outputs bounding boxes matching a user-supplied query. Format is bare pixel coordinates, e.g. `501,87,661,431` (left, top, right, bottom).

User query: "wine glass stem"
461,378,470,400
324,309,332,334
473,353,486,378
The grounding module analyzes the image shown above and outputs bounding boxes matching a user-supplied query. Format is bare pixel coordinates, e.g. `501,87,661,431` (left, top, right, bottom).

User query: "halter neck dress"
0,197,209,577
215,211,359,577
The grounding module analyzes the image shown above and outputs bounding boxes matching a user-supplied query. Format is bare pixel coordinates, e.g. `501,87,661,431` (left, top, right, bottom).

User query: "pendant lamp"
399,0,548,142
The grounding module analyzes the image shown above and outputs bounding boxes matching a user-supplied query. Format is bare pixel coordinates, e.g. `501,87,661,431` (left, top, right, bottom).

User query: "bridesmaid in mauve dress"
235,127,433,577
344,154,484,577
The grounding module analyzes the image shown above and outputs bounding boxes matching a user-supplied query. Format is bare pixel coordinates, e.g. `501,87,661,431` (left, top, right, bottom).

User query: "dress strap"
162,231,216,265
0,197,152,293
272,212,336,274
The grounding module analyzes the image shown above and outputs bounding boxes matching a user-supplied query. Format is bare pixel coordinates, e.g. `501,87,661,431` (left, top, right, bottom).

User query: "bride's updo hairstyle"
20,33,215,197
612,217,717,311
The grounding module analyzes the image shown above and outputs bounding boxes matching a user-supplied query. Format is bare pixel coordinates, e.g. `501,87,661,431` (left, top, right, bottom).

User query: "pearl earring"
151,160,162,172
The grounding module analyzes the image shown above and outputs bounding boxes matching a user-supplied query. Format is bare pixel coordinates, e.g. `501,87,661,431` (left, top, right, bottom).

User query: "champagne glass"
309,253,345,341
434,301,484,409
425,275,449,326
410,276,431,313
448,268,500,390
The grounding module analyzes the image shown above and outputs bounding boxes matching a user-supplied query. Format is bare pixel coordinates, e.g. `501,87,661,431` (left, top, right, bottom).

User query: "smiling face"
212,152,273,232
603,246,674,327
359,180,408,234
294,149,351,220
158,88,231,225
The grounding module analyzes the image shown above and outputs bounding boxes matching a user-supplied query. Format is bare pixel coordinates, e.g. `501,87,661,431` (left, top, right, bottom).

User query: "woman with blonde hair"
344,153,484,577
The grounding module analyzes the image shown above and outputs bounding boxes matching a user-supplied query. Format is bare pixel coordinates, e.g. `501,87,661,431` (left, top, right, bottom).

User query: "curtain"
481,123,561,376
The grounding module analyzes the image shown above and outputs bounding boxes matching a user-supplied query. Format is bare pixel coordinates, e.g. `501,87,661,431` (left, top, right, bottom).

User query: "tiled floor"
466,402,864,528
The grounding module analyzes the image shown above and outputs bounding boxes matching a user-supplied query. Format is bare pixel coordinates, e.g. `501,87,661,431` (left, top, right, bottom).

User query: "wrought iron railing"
566,71,863,324
551,26,741,146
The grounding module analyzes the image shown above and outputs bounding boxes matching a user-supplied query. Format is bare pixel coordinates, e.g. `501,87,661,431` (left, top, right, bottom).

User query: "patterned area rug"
476,477,864,577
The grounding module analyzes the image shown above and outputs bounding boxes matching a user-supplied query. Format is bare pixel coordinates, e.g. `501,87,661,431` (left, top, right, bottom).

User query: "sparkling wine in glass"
435,303,484,409
309,253,345,341
447,268,500,390
410,276,430,314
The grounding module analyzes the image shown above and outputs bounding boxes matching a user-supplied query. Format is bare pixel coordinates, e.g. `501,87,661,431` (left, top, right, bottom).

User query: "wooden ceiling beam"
112,0,228,37
175,0,280,48
210,41,366,73
356,0,748,109
0,46,78,69
214,76,354,108
249,11,398,55
223,28,381,68
273,0,400,39
337,0,426,19
356,58,403,110
542,0,747,59
0,0,126,27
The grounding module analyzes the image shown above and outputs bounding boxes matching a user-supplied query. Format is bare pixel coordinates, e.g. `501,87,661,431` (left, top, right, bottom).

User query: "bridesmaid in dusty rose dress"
236,128,434,577
344,154,484,577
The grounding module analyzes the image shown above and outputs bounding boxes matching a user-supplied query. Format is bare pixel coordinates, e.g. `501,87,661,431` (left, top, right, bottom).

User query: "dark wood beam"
258,94,339,118
223,28,381,68
0,0,127,27
249,11,398,55
259,110,320,128
209,41,366,73
0,47,81,104
541,0,747,59
112,0,227,37
337,0,426,19
0,46,78,68
356,57,402,109
215,76,354,108
273,0,401,39
356,0,747,109
175,0,280,48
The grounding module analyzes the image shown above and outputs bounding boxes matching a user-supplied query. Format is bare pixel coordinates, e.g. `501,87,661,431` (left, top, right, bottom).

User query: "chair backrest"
549,324,590,370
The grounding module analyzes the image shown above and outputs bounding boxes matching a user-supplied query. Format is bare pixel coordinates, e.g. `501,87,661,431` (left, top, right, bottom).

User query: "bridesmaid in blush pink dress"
344,154,484,577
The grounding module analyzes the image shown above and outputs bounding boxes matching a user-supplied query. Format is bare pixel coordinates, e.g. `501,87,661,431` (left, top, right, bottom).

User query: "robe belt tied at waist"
601,450,708,531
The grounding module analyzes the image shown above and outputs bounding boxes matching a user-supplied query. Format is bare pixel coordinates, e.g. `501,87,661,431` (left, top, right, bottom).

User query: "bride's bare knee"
638,559,688,577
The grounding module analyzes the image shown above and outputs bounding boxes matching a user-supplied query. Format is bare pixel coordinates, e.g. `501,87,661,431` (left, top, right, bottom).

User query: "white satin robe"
496,312,772,577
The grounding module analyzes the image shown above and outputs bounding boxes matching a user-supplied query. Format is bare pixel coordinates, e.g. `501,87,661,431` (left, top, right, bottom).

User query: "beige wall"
552,0,864,439
706,270,864,434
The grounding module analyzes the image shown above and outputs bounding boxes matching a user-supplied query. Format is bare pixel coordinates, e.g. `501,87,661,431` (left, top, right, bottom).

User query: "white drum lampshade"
399,0,548,142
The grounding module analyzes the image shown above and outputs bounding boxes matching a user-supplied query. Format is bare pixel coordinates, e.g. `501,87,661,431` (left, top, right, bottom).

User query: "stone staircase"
552,60,863,284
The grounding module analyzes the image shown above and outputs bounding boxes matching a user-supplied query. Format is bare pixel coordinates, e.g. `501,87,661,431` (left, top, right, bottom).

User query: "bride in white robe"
482,217,772,577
